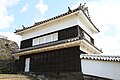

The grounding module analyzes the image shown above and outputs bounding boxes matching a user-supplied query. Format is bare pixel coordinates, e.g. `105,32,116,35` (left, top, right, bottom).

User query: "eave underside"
13,37,102,57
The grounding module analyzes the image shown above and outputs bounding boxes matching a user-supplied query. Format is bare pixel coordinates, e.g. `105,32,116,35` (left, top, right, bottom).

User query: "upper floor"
20,25,94,49
14,3,102,55
15,4,99,39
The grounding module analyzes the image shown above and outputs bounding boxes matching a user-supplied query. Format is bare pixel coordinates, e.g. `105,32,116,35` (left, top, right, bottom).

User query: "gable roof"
80,54,120,62
15,3,100,34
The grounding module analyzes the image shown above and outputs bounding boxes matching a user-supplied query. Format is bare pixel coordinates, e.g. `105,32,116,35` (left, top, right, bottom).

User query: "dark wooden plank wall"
20,25,79,49
58,25,78,40
20,39,32,49
18,46,81,72
78,26,94,45
16,56,25,72
30,46,81,72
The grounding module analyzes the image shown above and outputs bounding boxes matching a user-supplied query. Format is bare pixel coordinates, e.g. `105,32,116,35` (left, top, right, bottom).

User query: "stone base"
24,72,84,80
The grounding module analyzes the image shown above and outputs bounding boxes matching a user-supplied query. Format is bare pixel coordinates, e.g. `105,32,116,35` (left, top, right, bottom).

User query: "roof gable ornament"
22,25,25,29
67,3,91,20
68,7,72,12
77,3,91,20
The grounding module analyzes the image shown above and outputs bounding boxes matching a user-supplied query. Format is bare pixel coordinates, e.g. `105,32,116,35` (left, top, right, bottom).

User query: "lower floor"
16,46,85,73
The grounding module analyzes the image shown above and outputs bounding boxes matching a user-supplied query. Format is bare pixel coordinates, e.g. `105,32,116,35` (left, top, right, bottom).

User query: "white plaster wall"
81,59,120,80
21,12,96,40
21,15,78,40
77,16,93,37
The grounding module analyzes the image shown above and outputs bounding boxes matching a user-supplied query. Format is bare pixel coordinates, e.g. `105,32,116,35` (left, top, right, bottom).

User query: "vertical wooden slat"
58,25,78,40
20,39,32,49
19,46,82,73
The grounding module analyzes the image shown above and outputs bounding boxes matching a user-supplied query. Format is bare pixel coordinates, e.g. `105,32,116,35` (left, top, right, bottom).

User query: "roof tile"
80,54,120,62
15,3,99,33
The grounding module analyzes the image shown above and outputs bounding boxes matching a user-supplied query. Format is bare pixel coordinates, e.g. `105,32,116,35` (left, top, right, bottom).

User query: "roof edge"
80,54,120,62
15,3,100,34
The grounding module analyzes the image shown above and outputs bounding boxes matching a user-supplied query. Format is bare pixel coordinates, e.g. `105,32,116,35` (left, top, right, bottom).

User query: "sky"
0,0,120,55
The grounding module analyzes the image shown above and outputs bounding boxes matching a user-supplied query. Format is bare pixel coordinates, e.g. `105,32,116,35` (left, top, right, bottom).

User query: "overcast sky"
0,0,120,55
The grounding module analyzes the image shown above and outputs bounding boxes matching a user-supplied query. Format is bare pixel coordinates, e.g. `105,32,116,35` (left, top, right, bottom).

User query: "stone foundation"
24,72,84,80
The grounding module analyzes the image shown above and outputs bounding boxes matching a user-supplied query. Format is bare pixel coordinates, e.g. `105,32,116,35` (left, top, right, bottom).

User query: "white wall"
81,59,120,80
21,15,78,40
77,16,93,37
21,12,97,40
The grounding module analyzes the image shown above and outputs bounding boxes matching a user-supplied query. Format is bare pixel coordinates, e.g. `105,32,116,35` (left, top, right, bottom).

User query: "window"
33,38,39,46
46,35,52,43
32,32,58,46
39,36,45,44
52,33,58,41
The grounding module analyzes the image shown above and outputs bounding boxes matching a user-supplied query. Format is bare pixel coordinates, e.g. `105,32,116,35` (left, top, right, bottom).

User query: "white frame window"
46,35,52,43
39,36,45,44
52,33,58,41
33,37,39,46
32,32,58,46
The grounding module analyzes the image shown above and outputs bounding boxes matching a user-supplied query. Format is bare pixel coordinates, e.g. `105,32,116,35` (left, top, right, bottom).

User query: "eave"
15,10,80,35
12,37,102,57
13,40,81,56
80,38,102,54
15,3,100,35
78,10,100,33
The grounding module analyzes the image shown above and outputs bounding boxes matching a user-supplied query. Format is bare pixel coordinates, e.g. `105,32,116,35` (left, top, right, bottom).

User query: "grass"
0,74,37,80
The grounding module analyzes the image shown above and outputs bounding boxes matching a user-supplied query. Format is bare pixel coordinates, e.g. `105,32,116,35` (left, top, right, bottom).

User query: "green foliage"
0,60,17,74
0,67,13,74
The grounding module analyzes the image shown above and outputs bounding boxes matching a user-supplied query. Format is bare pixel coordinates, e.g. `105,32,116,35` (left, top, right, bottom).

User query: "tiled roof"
80,54,120,61
15,3,100,33
13,37,102,55
14,37,80,53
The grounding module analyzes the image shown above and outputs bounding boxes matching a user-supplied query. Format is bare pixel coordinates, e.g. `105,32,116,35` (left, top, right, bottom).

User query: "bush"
0,59,17,74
